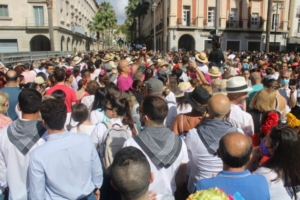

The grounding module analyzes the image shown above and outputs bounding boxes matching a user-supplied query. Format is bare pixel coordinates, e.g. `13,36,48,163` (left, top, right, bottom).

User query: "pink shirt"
21,71,36,83
205,73,222,84
117,68,133,92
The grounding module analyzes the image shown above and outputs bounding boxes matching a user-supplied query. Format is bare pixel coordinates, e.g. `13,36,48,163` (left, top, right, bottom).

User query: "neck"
56,81,65,85
82,119,93,126
47,128,66,135
230,100,238,105
223,164,247,172
120,71,129,77
6,82,18,87
252,80,261,85
123,193,149,200
145,121,164,127
22,112,40,120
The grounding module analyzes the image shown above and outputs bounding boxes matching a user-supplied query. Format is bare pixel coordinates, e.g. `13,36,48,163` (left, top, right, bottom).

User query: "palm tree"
46,0,54,51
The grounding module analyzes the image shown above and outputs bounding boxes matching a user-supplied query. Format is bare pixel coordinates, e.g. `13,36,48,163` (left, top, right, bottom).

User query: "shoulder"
195,177,217,191
123,137,138,148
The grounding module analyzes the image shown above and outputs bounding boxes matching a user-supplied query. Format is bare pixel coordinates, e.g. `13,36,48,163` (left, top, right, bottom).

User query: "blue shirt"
194,170,270,200
29,131,103,200
0,86,21,120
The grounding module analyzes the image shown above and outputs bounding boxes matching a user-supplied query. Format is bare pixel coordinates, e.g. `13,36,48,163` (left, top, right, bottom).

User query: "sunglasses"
105,106,114,111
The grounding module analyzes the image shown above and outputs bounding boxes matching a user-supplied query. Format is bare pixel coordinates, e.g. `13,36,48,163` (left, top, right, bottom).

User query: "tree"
88,1,117,50
46,0,54,51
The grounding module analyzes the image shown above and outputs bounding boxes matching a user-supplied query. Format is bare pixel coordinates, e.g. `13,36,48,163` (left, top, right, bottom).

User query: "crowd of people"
0,42,300,200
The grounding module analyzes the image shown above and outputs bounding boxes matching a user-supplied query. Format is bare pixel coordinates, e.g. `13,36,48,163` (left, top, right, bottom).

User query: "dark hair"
263,126,300,198
169,74,179,94
182,56,189,65
36,72,47,82
24,82,39,90
48,74,57,86
107,86,121,99
132,80,143,93
71,103,89,129
111,147,151,200
73,66,81,78
95,59,102,69
77,79,84,91
40,98,67,130
92,88,110,111
87,61,95,73
45,64,54,70
219,134,253,168
144,68,153,82
18,89,42,114
98,74,110,86
158,74,168,85
52,90,66,102
54,68,65,82
142,96,168,124
23,63,31,70
5,70,18,82
108,98,137,136
85,80,99,95
173,56,180,64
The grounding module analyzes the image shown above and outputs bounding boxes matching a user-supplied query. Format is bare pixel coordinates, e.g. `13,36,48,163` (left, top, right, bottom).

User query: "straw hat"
175,82,194,97
243,59,249,63
207,67,222,77
225,76,253,93
34,77,45,85
73,56,82,64
195,52,208,63
108,61,117,69
40,59,47,64
159,61,169,67
257,60,265,67
213,79,227,95
102,54,112,63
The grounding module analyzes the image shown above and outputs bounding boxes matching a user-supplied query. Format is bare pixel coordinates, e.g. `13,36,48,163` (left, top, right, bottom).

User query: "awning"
288,38,300,44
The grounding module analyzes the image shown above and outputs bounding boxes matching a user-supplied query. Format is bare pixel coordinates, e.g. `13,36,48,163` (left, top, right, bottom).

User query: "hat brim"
224,87,253,93
184,92,207,113
195,56,208,63
102,59,112,62
207,72,222,77
75,58,82,64
175,88,194,98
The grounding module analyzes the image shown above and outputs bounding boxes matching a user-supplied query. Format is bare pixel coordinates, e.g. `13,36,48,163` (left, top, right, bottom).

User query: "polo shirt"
194,170,270,200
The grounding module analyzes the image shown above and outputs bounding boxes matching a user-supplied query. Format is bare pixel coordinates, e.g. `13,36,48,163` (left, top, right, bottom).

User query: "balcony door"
251,13,259,29
208,7,215,27
228,8,237,28
34,6,44,26
182,6,190,26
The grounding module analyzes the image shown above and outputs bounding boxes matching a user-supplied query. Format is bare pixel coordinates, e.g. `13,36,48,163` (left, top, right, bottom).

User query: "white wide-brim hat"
225,76,253,93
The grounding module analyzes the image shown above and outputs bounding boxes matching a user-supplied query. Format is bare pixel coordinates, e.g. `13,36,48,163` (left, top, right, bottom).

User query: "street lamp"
272,3,284,52
152,3,157,52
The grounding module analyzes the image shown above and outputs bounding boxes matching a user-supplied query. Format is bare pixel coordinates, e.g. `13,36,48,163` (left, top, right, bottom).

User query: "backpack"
101,121,131,175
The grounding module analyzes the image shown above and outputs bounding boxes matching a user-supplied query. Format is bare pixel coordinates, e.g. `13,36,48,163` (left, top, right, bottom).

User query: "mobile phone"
289,79,296,86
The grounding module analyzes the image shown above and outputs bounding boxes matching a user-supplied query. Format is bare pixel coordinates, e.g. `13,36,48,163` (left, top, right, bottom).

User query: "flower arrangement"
187,188,233,200
286,112,300,128
261,111,280,135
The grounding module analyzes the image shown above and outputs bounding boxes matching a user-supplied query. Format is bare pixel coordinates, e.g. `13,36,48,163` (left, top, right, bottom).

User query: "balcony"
177,18,197,27
226,20,243,28
25,17,48,29
203,19,215,28
71,24,85,35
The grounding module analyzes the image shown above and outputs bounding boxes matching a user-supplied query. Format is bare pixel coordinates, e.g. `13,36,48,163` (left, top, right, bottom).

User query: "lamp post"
152,3,157,52
272,3,284,52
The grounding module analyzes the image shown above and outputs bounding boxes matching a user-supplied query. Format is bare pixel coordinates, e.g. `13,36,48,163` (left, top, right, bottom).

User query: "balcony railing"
203,19,215,27
226,20,243,28
177,18,197,26
25,17,48,27
71,25,85,35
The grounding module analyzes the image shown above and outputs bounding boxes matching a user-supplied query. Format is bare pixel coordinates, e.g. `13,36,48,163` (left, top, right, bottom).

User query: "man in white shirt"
186,94,242,193
226,76,254,136
123,96,188,199
180,56,189,82
0,89,47,200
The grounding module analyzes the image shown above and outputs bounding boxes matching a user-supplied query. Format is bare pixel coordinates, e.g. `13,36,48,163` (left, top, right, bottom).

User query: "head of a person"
85,80,99,95
24,82,41,93
140,95,168,126
40,98,67,130
73,66,80,78
207,94,231,119
54,68,66,82
144,68,154,82
95,59,102,69
111,147,152,200
5,70,19,83
145,78,164,96
279,69,290,87
226,77,251,104
118,60,131,74
82,69,91,82
213,42,221,49
242,69,250,80
87,61,95,73
65,69,73,83
18,89,42,114
182,56,189,65
51,89,66,102
22,63,31,71
46,64,54,75
0,92,9,114
71,103,89,123
218,132,253,168
92,87,110,111
69,60,75,67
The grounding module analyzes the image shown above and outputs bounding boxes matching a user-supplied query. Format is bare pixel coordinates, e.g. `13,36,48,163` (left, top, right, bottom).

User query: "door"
182,6,190,26
248,41,261,51
34,6,44,26
227,41,240,52
208,7,215,27
272,14,279,30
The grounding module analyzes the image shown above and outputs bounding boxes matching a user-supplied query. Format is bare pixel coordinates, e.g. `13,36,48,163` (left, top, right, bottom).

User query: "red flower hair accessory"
100,69,107,75
173,64,180,69
66,69,72,75
261,111,279,135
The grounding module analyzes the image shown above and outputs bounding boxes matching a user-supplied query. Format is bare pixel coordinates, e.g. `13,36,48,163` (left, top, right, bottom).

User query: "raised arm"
132,49,147,73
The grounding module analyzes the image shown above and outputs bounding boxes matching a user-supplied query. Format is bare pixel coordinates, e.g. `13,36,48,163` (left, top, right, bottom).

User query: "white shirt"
70,124,96,136
123,137,189,199
253,167,298,200
0,125,47,200
278,87,297,113
228,104,254,136
227,54,236,60
180,72,189,82
29,69,41,75
81,95,95,110
90,109,105,125
177,103,192,114
164,101,177,130
196,63,208,74
166,91,176,104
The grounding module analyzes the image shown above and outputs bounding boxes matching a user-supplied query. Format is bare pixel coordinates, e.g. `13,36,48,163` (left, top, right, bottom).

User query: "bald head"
207,94,231,118
118,60,130,74
6,70,18,82
219,132,252,168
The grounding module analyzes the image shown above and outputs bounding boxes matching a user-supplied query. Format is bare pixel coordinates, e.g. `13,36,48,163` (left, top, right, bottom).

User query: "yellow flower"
287,113,300,128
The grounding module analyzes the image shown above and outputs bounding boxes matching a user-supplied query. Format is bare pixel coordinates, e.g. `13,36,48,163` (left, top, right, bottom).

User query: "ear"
4,102,8,108
150,172,154,183
144,115,151,122
110,180,118,191
17,104,21,111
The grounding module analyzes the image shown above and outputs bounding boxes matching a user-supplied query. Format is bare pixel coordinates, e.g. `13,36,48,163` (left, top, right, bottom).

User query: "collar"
47,131,70,141
218,170,251,178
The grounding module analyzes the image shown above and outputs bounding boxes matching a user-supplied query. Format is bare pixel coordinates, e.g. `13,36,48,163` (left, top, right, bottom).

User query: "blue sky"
96,0,128,24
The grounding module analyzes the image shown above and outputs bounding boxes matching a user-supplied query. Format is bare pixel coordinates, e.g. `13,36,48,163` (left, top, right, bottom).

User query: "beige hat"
40,59,47,64
207,67,222,77
257,60,265,67
73,56,82,64
195,52,208,63
159,61,169,67
175,82,194,97
102,54,112,63
213,79,227,95
34,76,45,84
108,61,117,69
225,76,253,93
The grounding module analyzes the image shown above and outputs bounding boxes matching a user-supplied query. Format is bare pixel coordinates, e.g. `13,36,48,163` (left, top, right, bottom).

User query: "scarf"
134,126,182,168
7,119,46,155
197,119,237,154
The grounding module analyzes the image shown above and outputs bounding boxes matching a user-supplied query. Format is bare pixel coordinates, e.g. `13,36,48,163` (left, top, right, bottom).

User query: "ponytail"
122,99,138,136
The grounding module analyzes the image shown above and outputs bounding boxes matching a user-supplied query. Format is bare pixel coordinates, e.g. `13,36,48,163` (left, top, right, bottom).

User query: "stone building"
0,0,98,53
141,0,291,52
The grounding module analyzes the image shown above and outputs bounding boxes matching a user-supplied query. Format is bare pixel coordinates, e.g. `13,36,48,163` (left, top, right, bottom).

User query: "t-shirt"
70,124,96,136
117,68,133,92
0,87,21,120
46,84,76,113
123,137,189,199
194,170,270,200
21,71,36,83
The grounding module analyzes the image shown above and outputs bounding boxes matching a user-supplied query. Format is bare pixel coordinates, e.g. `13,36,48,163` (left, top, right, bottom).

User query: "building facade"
0,0,98,53
141,0,291,52
287,0,300,51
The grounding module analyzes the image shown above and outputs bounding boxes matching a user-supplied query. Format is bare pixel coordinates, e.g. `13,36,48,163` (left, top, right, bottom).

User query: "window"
182,6,190,26
208,7,215,26
272,14,279,29
251,13,259,28
0,5,8,17
34,6,44,26
298,19,300,33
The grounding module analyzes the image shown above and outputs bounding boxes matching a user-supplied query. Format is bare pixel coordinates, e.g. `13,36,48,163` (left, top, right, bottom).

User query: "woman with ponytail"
70,103,95,136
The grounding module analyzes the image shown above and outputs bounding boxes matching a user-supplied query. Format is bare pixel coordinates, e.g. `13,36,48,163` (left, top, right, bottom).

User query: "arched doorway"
61,36,65,51
30,35,50,51
178,34,195,51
